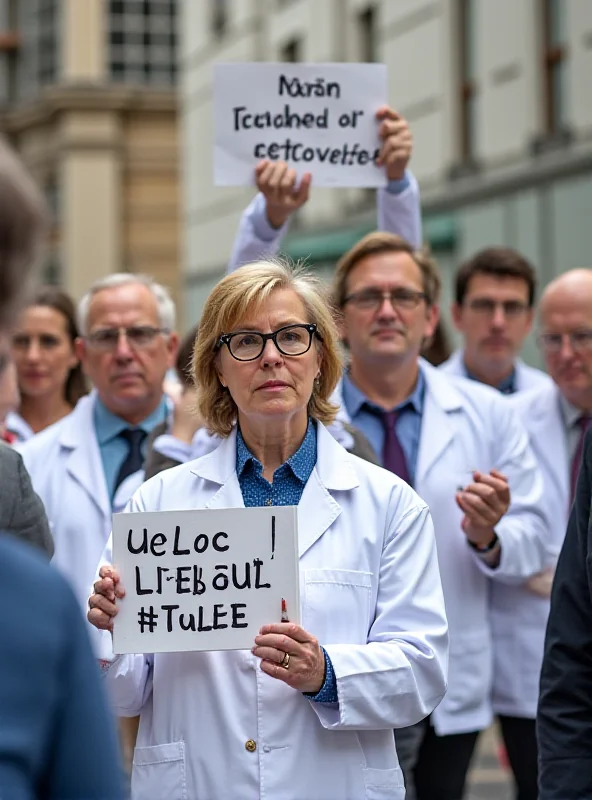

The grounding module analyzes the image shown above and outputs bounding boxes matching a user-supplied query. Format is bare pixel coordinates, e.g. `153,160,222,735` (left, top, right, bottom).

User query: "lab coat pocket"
362,766,405,799
132,741,187,800
302,569,372,644
445,629,490,714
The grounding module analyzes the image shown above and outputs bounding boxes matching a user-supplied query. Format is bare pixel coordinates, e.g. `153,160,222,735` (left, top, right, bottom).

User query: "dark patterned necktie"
114,428,147,492
376,408,410,484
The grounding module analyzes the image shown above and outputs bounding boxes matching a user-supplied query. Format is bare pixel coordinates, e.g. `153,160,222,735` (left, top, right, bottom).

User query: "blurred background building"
0,0,180,310
181,0,592,363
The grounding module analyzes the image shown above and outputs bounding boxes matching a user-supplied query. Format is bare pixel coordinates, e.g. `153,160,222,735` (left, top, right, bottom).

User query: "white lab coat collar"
57,391,112,520
189,422,360,558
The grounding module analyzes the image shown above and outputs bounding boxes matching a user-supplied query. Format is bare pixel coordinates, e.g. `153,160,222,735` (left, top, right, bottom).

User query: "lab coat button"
245,739,257,752
263,745,271,753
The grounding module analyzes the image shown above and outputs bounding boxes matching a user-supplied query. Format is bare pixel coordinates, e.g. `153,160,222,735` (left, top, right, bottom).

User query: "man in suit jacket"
0,443,53,556
538,427,592,798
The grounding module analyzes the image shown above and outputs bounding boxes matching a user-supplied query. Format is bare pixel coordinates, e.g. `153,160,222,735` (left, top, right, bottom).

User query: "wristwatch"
467,532,499,553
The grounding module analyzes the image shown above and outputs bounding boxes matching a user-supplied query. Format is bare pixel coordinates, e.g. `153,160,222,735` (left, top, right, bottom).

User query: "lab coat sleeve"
227,193,289,274
100,489,156,716
472,397,550,582
312,502,448,730
376,170,422,249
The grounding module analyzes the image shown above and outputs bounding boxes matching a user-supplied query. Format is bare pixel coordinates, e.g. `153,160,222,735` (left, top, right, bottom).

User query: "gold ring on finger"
280,652,290,669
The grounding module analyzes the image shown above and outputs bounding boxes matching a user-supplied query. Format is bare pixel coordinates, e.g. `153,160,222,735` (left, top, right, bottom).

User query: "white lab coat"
440,348,553,393
17,392,145,623
5,410,34,444
334,361,548,735
489,382,569,718
102,423,448,800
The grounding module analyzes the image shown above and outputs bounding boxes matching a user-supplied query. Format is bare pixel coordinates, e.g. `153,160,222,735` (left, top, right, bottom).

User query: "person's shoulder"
0,535,71,603
16,413,70,458
518,360,553,389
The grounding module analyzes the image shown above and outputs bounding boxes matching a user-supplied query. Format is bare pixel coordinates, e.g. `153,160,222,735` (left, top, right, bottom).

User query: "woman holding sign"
89,261,448,800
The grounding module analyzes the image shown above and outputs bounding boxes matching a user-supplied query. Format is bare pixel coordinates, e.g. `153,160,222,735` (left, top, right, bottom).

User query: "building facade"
0,0,181,311
181,0,592,362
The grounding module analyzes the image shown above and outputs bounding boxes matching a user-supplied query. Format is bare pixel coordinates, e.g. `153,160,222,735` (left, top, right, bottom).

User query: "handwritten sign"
112,506,299,654
214,62,388,188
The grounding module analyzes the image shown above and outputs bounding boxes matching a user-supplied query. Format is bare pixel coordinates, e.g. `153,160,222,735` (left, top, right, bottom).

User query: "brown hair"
26,286,88,406
421,320,452,366
333,232,441,308
455,247,536,307
176,323,199,387
0,137,47,331
193,260,343,437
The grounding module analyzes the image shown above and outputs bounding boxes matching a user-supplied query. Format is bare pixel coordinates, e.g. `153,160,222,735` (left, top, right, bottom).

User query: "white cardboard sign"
112,506,299,654
214,62,388,188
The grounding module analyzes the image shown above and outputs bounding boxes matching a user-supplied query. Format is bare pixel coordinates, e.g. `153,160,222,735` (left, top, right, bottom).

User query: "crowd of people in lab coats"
0,107,591,800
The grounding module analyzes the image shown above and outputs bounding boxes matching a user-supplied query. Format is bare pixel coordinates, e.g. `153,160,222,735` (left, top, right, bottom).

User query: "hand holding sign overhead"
255,160,312,229
214,62,388,188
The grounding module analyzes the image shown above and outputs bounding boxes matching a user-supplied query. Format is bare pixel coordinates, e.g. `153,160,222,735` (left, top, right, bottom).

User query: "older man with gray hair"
19,272,179,609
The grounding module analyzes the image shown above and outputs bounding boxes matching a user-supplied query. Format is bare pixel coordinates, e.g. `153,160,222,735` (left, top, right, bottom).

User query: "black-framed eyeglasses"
85,325,169,352
465,298,530,318
216,323,322,362
343,287,427,311
537,330,592,355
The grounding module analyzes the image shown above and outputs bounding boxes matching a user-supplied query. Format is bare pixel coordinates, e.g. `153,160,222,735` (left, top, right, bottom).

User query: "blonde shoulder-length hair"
193,259,343,437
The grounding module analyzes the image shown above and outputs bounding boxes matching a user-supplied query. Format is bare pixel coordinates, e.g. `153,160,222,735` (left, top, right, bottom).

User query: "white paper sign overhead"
214,62,388,188
112,506,299,654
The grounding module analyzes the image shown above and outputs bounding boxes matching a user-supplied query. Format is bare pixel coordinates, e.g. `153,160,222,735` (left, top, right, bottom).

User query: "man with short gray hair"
19,272,179,613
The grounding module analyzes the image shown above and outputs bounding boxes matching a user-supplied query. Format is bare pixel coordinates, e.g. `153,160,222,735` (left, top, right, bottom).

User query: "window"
108,0,177,86
281,37,301,63
358,6,376,63
542,0,568,134
211,0,228,38
458,0,477,161
36,0,58,86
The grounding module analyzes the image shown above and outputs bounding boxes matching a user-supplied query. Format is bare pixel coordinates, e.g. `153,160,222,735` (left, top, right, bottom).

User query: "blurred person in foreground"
7,285,87,443
0,136,124,798
537,427,592,798
518,269,592,798
89,261,448,800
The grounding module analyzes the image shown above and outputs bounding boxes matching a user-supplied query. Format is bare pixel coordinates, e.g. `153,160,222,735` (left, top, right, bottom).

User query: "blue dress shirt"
341,368,426,485
94,396,168,502
236,419,338,704
464,363,517,395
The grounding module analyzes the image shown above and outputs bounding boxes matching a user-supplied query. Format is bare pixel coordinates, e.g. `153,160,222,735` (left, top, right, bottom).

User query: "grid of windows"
108,0,177,86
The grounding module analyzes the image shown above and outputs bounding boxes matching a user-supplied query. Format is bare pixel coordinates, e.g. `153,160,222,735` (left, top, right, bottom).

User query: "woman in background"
7,286,87,442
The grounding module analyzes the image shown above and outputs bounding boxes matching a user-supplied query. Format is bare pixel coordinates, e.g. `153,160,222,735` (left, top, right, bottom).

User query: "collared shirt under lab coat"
16,392,148,637
101,422,448,800
334,360,549,736
440,348,553,393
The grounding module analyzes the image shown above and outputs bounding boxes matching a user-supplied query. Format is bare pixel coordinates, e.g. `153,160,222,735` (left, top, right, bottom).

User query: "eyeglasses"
343,287,427,311
465,298,530,318
85,325,169,352
537,330,592,355
216,324,321,362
